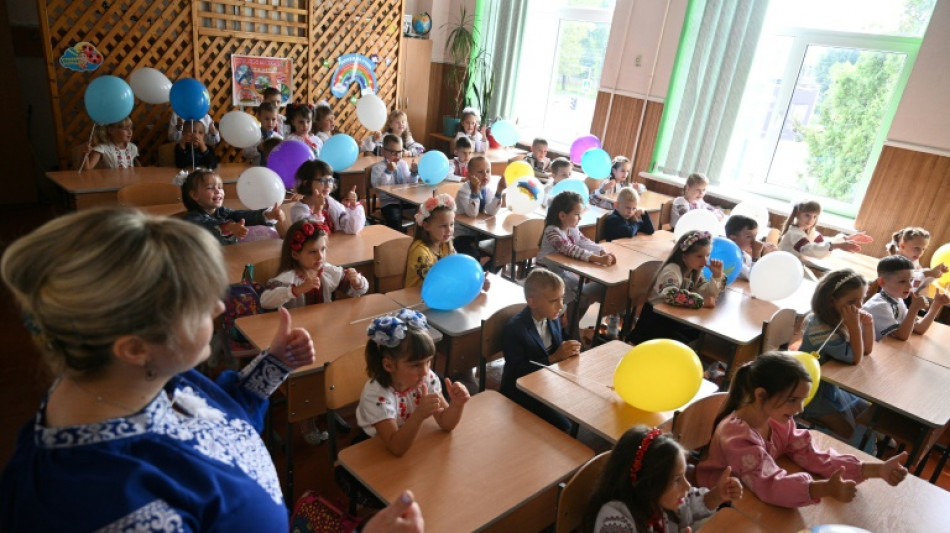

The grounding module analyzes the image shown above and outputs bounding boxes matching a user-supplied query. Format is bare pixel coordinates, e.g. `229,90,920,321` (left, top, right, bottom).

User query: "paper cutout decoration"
369,53,380,65
330,53,377,98
60,42,104,72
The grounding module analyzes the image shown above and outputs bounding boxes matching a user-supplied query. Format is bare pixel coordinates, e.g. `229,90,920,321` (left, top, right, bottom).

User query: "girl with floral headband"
628,230,725,345
585,426,742,533
356,309,470,456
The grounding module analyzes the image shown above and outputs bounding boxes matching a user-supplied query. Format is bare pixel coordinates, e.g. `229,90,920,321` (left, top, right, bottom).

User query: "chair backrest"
157,143,176,167
555,451,610,533
325,345,368,412
117,182,181,207
594,212,609,243
511,218,545,263
670,392,728,452
765,227,781,246
627,260,663,310
252,256,282,285
373,237,412,293
761,307,797,352
275,202,295,238
658,200,674,230
481,303,526,364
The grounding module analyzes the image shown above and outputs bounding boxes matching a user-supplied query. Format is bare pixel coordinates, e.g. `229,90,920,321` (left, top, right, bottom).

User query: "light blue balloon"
169,78,210,121
490,119,519,147
418,151,449,185
319,134,358,172
550,178,590,206
421,254,485,310
84,75,134,125
581,148,612,179
703,236,744,285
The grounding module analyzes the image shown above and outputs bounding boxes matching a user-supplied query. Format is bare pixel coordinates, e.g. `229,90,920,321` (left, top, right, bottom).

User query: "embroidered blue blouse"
0,353,292,533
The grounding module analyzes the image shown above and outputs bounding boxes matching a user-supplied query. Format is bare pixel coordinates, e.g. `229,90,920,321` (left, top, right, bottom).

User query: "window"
652,0,935,218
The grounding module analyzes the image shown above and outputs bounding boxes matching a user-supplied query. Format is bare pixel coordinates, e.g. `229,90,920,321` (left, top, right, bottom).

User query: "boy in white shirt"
865,255,948,341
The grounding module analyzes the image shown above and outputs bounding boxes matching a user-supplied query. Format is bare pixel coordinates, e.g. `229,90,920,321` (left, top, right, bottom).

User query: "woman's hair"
887,226,930,255
279,220,329,272
584,426,685,533
810,268,867,335
661,230,712,274
95,117,133,145
294,159,334,196
365,328,436,388
286,103,313,123
683,172,708,193
385,109,415,146
2,208,228,377
544,191,584,229
712,352,811,430
414,194,455,246
180,168,218,212
781,200,822,236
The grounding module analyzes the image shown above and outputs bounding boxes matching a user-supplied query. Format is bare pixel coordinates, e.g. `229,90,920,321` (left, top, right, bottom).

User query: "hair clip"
172,170,189,187
367,309,428,348
833,271,861,292
630,427,663,484
414,193,456,225
678,230,710,252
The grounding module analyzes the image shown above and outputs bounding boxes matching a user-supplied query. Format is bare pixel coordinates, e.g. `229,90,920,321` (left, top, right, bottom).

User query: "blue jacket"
500,306,562,397
603,210,655,242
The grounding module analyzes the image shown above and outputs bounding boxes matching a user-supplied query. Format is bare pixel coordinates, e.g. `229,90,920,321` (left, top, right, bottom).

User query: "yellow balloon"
504,161,533,185
786,351,821,406
930,243,950,289
612,339,703,412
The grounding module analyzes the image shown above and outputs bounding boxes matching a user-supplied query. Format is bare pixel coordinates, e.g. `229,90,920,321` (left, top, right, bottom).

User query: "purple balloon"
570,135,602,164
267,139,316,189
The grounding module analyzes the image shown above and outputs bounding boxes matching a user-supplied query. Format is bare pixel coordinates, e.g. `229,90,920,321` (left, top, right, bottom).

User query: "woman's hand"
362,491,424,533
268,307,315,369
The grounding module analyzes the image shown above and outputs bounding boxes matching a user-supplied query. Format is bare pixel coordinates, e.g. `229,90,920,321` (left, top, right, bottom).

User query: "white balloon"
749,251,804,301
673,209,722,240
729,201,771,232
356,94,387,131
237,167,285,210
506,179,545,215
128,68,172,104
220,111,262,149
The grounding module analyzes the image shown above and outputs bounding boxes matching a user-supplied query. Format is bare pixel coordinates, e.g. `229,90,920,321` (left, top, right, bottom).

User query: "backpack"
289,491,362,533
222,264,265,358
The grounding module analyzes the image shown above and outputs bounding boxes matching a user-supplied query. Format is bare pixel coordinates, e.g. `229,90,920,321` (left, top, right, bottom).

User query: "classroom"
1,0,949,531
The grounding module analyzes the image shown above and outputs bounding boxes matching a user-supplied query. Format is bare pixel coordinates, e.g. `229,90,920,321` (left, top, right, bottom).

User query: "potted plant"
442,6,494,137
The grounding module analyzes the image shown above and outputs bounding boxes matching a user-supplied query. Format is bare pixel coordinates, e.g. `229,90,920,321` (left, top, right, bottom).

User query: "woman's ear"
112,335,150,368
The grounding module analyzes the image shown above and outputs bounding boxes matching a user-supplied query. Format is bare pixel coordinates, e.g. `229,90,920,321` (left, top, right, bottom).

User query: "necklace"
63,378,148,417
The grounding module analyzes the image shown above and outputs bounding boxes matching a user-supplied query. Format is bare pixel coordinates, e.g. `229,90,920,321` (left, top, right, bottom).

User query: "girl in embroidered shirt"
290,160,364,233
284,103,322,157
590,156,630,210
362,109,425,156
356,310,470,456
585,426,742,533
887,226,948,296
313,101,336,144
669,173,724,228
180,169,283,245
85,117,139,169
454,107,487,153
777,200,869,260
697,353,908,509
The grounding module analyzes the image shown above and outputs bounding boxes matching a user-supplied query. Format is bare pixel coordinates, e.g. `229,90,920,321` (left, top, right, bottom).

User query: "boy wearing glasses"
291,160,365,234
370,134,419,231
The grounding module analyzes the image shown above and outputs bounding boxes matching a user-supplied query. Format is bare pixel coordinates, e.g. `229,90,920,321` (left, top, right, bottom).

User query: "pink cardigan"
696,414,863,508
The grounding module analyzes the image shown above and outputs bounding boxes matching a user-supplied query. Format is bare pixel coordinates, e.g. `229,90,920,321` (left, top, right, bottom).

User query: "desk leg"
568,277,586,340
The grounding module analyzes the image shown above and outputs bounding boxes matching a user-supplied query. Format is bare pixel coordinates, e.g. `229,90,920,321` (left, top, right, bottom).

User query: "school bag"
222,264,265,358
289,491,362,533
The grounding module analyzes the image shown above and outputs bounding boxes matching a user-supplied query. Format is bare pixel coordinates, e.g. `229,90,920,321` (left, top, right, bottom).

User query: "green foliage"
554,21,609,98
442,6,494,118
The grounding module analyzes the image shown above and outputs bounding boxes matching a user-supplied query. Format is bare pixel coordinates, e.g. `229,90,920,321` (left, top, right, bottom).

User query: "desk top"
602,190,673,212
340,155,382,174
46,164,249,193
611,230,676,259
454,209,541,238
375,181,460,206
544,242,657,287
727,278,817,316
322,225,410,268
698,507,769,533
485,146,527,163
654,289,778,345
805,250,879,282
877,320,950,369
338,391,593,533
516,340,719,444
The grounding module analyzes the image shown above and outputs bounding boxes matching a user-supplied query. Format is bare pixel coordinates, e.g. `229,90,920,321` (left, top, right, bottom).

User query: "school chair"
373,238,412,293
116,182,181,207
478,302,526,392
916,425,950,483
275,202,295,238
667,392,729,483
157,143,176,167
252,256,281,285
508,217,544,280
367,188,415,234
765,227,781,247
583,177,600,194
658,200,674,230
619,260,662,339
324,345,368,465
555,451,610,533
594,211,609,242
761,308,797,352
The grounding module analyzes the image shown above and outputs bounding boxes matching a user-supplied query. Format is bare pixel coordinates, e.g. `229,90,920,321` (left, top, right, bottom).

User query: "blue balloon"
490,119,519,147
550,178,590,206
418,151,449,185
703,236,744,285
319,134,358,172
169,78,210,121
84,76,134,125
581,148,612,179
421,254,485,310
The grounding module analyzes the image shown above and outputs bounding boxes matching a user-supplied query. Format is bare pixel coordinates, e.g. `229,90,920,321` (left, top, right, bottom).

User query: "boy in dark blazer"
603,186,655,242
500,268,581,432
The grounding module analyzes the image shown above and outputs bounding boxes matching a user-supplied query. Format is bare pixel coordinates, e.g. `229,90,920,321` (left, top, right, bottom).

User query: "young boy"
242,101,283,166
454,155,507,261
542,157,573,207
865,255,949,341
261,87,288,136
603,187,655,242
725,214,776,280
174,121,218,169
523,138,551,177
500,268,581,432
370,134,419,231
447,136,474,182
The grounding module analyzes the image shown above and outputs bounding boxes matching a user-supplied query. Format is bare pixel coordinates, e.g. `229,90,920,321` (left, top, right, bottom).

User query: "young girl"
361,109,425,156
590,156,630,210
174,120,218,169
284,103,322,157
799,269,873,441
697,353,908,508
887,226,948,295
260,220,368,310
290,160,365,233
168,112,220,145
628,230,724,345
180,169,283,245
85,118,139,169
584,426,742,533
313,101,335,144
405,194,454,287
777,200,867,260
356,309,470,456
455,107,487,153
670,173,724,228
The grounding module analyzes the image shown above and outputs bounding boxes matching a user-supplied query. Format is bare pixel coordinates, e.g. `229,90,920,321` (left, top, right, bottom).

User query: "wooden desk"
374,182,457,206
698,507,769,533
654,289,777,346
46,164,249,210
338,391,594,533
727,278,817,316
805,250,879,282
612,229,676,259
517,340,719,444
485,146,527,175
602,189,673,213
877,320,950,369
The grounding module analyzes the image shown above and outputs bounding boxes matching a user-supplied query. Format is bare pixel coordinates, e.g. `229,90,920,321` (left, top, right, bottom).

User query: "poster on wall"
231,54,293,106
330,53,377,99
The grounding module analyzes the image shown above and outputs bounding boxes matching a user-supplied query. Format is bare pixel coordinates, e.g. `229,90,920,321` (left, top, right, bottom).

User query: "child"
586,426,742,533
777,200,866,259
542,157,573,208
261,87,288,136
180,169,283,245
258,137,282,167
361,109,425,156
698,353,908,508
454,155,506,261
290,160,365,233
628,230,724,345
174,120,218,169
500,268,581,432
455,107,487,152
405,194,455,288
670,173,724,228
603,187,655,242
284,103,322,157
370,134,420,231
313,101,335,143
260,220,368,309
864,255,949,341
85,118,139,169
242,102,283,166
725,214,776,280
887,226,948,295
590,156,630,210
798,269,873,440
523,138,551,177
356,309,470,456
446,136,473,182
538,191,615,332
168,113,220,145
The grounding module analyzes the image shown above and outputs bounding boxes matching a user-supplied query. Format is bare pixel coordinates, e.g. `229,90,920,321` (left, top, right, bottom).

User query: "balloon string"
190,119,195,171
78,125,96,173
815,319,843,356
348,301,427,325
529,360,614,390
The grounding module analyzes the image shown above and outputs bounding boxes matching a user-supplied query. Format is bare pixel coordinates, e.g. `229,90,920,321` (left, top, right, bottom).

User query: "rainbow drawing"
516,177,543,201
330,54,377,99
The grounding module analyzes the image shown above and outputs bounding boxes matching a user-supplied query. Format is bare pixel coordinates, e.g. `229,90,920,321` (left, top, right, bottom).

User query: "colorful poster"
330,53,377,99
59,42,103,72
231,55,293,106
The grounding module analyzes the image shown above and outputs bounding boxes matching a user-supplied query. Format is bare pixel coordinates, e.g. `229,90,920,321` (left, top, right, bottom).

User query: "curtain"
477,0,529,121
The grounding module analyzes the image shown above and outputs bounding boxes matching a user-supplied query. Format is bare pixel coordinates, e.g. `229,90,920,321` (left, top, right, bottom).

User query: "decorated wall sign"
330,53,377,99
231,54,294,106
59,42,103,72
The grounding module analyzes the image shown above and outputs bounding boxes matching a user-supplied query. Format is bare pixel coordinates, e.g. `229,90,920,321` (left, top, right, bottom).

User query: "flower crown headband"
367,309,428,348
630,427,663,484
414,193,456,225
289,222,327,251
679,230,711,252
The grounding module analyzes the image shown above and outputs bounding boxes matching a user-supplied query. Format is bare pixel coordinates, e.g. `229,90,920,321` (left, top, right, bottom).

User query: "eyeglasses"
316,178,335,185
381,147,402,155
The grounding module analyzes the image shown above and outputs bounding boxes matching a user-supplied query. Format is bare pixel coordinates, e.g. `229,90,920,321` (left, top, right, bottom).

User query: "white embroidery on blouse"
95,499,184,533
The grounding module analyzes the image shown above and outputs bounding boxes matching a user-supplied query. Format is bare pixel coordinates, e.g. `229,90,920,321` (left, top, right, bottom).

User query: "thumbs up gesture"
827,468,858,502
716,466,743,503
268,307,315,369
